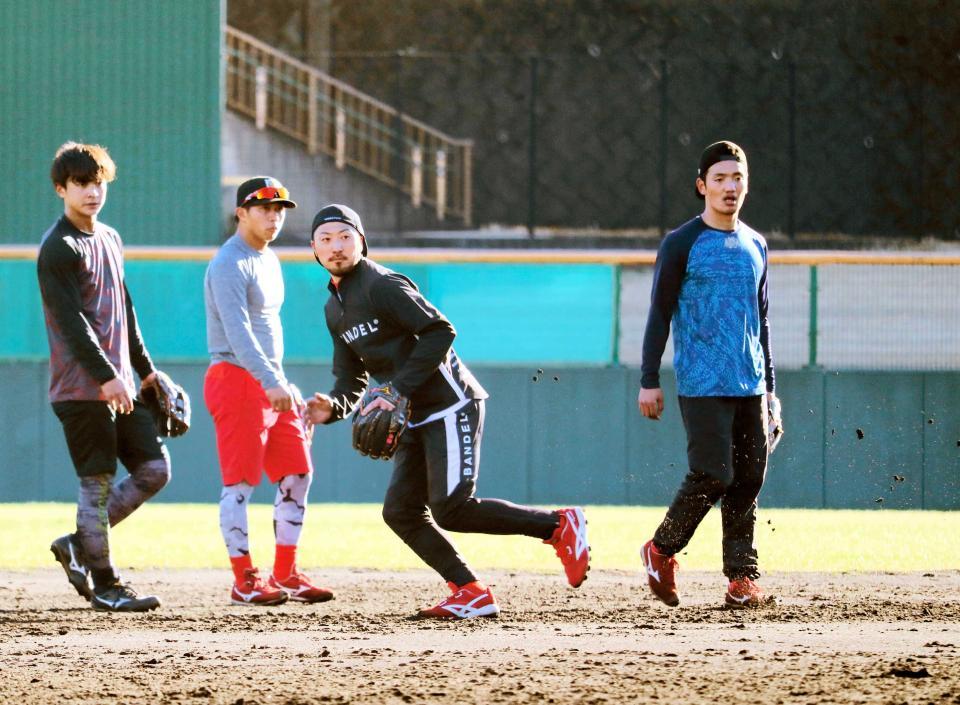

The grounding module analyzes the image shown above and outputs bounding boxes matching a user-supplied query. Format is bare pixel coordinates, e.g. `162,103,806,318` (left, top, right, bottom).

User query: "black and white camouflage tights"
219,473,311,557
76,452,172,586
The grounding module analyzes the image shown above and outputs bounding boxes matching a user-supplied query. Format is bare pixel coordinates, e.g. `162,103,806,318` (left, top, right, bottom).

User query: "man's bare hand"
265,384,293,412
102,377,134,415
638,387,664,420
306,393,334,425
360,395,396,416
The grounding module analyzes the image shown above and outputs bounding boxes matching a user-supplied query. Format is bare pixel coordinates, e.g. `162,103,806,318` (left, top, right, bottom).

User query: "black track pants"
382,400,558,587
653,395,768,580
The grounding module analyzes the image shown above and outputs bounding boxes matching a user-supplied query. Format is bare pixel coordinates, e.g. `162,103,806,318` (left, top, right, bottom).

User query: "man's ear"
54,183,66,198
696,177,706,197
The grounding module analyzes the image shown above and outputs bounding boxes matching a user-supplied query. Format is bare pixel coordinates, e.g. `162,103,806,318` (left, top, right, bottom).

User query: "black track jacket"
323,258,488,426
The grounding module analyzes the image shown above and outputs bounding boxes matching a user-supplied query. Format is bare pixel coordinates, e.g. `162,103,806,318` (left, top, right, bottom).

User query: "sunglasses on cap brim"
242,186,291,205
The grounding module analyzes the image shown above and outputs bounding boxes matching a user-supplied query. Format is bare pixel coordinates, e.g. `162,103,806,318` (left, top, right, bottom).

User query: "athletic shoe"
418,581,500,619
50,533,93,601
231,567,289,606
91,582,161,612
725,578,765,608
268,569,334,603
641,539,680,607
545,507,591,587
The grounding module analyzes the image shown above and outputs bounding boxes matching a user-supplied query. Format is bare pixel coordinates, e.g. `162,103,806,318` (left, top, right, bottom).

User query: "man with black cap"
204,177,333,606
305,204,591,619
637,141,781,608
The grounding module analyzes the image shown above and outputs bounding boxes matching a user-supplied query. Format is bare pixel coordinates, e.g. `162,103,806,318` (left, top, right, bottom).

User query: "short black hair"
50,142,116,187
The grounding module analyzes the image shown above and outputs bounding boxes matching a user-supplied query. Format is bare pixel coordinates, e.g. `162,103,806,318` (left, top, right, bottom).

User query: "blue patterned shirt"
640,216,775,397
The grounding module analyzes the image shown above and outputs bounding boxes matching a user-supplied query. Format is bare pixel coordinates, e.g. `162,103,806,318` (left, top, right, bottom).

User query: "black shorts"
52,400,165,478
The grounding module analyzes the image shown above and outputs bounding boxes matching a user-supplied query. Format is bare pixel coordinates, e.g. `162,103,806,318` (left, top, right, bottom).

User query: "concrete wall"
221,111,446,243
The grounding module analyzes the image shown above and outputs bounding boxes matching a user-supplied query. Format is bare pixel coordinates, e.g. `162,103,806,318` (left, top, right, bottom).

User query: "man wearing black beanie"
305,204,591,619
637,141,782,608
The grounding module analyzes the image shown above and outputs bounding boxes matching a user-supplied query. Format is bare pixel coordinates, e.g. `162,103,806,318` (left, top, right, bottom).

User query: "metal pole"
255,65,268,131
807,264,819,368
393,51,404,237
657,59,669,237
611,265,622,366
307,73,318,154
527,55,539,238
788,61,797,241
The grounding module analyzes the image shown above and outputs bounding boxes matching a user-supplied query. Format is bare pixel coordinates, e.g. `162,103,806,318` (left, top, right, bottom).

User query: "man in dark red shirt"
38,142,182,612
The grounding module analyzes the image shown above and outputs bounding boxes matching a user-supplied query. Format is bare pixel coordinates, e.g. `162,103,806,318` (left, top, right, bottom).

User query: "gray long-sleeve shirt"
204,234,286,390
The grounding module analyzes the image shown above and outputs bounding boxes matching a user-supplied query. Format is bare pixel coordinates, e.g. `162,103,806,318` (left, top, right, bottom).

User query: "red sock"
230,554,253,585
274,544,297,580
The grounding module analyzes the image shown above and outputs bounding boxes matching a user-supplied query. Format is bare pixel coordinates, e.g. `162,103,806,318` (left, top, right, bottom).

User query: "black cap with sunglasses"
235,176,297,209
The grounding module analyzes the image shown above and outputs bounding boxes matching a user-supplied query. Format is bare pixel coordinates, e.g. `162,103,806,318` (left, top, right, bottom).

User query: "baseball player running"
39,142,178,612
305,204,590,619
204,177,333,606
638,141,781,608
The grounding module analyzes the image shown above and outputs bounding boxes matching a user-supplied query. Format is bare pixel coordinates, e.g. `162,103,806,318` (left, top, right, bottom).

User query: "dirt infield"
1,569,958,704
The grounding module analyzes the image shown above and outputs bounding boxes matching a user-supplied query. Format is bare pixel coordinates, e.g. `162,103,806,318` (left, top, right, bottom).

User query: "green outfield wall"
0,361,957,510
1,254,956,509
1,0,221,246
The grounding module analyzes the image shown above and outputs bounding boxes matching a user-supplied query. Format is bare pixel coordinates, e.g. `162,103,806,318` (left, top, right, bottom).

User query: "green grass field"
1,503,957,573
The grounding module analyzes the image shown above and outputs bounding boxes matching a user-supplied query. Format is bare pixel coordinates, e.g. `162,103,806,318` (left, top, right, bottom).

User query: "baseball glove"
351,384,410,460
141,370,191,438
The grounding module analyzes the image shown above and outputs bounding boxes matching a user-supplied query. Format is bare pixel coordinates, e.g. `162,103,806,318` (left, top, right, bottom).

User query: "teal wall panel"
761,370,826,508
625,369,687,506
469,368,537,502
0,364,46,500
823,373,925,509
2,363,959,509
922,374,960,510
526,367,629,504
388,263,615,364
126,262,212,361
0,262,47,359
1,1,221,246
7,259,616,365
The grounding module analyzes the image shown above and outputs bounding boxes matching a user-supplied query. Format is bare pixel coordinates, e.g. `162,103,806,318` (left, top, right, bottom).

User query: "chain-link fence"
226,0,960,241
324,50,959,239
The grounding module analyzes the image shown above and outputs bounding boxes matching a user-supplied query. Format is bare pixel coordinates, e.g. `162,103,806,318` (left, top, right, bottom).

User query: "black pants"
653,395,767,580
382,400,558,587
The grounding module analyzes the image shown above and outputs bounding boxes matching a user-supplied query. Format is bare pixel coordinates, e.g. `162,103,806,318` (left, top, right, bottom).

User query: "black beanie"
311,204,367,256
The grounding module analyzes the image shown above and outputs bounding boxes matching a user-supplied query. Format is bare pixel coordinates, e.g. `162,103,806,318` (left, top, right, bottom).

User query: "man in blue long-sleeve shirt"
638,141,782,608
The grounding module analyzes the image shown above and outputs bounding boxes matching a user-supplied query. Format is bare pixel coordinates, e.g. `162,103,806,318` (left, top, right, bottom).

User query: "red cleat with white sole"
418,581,500,619
725,577,765,607
231,567,289,606
641,539,680,606
269,568,334,603
545,507,591,587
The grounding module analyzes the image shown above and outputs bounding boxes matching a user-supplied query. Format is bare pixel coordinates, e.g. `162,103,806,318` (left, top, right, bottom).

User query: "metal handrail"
224,26,473,225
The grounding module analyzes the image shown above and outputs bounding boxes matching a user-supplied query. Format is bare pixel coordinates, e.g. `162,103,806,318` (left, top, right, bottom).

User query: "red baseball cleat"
641,539,680,606
545,507,591,587
269,568,334,603
231,567,289,606
418,581,500,619
725,577,765,607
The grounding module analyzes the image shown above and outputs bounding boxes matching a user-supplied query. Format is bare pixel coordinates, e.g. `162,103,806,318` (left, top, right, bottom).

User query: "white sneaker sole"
230,595,289,606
